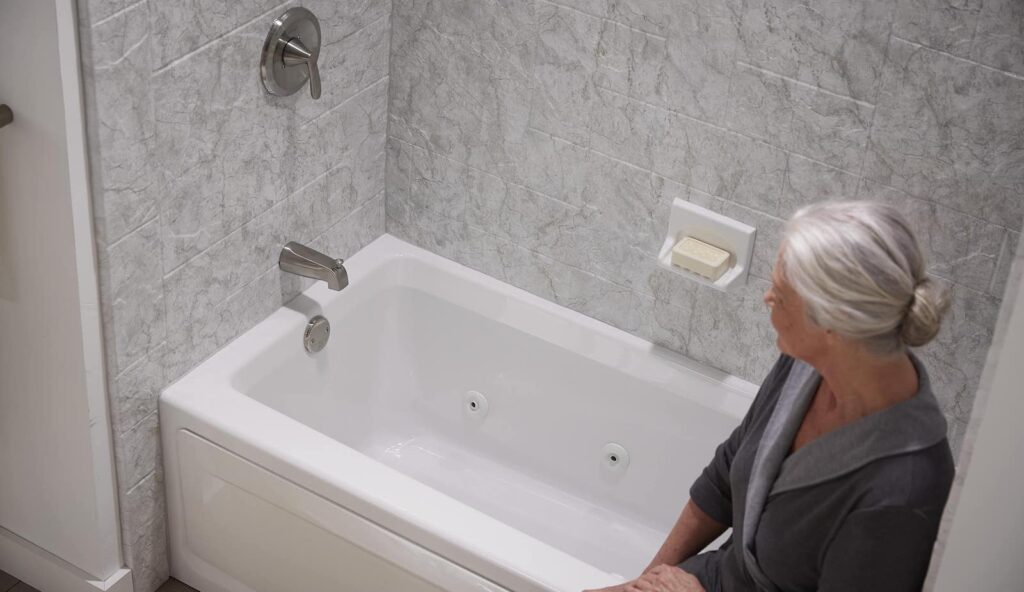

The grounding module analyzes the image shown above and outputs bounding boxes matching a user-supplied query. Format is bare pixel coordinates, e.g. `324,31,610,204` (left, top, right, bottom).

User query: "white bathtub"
160,234,757,592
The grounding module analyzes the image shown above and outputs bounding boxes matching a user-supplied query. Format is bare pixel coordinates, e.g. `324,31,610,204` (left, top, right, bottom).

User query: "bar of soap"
671,236,731,281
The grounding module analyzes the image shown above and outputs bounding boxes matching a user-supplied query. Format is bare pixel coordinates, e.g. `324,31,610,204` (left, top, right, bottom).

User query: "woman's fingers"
630,566,705,592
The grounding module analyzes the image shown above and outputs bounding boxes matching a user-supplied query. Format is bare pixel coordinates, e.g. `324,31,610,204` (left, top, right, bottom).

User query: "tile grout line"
537,0,607,23
891,35,1024,82
213,189,386,312
89,0,146,29
734,60,876,109
393,189,657,298
117,407,158,442
531,123,791,219
861,178,1019,235
162,138,384,282
151,1,293,75
391,161,999,307
300,75,390,129
988,233,1011,295
298,14,392,125
600,18,668,42
528,125,658,179
123,467,159,498
93,30,149,71
592,84,864,177
388,135,581,210
160,195,292,280
102,215,160,253
166,192,386,380
110,339,165,384
527,125,653,176
162,156,342,280
322,11,390,50
539,0,668,41
395,127,789,225
311,189,387,251
579,84,1017,234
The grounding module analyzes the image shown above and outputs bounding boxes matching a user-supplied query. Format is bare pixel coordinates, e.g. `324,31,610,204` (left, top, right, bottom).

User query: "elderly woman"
592,201,955,592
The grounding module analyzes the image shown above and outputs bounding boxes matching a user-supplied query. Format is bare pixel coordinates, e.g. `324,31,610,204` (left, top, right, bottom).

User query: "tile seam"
394,193,656,297
322,12,390,50
537,0,606,23
593,85,862,176
300,75,390,129
161,194,294,280
100,213,160,252
93,31,149,71
988,233,1012,295
118,408,158,440
891,35,1024,82
388,135,581,210
109,344,165,391
735,60,877,109
90,0,147,29
160,132,381,280
122,466,158,498
207,189,386,312
151,1,293,75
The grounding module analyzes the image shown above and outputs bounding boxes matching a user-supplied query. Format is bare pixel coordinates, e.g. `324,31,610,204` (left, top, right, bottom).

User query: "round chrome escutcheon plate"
260,7,321,97
303,315,330,353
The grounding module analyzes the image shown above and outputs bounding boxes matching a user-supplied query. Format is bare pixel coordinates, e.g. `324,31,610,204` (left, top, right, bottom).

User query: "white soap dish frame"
656,198,756,292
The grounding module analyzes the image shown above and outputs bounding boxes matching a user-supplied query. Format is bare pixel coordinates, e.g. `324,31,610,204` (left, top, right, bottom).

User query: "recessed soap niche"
657,198,757,292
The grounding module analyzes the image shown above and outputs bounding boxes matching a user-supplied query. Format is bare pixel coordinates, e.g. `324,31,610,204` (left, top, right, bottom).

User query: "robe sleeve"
688,355,792,527
818,506,940,592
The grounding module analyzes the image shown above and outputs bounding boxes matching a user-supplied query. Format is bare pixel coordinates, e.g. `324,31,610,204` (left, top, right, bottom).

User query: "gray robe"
680,354,953,592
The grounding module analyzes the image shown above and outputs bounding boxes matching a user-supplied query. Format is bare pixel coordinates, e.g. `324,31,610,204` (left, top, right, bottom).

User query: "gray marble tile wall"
76,0,391,589
386,0,1024,459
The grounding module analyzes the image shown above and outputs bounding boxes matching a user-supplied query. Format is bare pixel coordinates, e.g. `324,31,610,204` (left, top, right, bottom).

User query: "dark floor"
155,577,197,589
0,568,39,592
0,569,196,592
157,578,199,592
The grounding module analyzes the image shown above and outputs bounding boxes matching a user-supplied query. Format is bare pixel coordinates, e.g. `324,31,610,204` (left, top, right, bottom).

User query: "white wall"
0,0,124,586
931,241,1024,590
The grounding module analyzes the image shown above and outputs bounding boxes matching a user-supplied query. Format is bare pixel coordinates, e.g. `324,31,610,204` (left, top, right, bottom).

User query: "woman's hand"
582,565,705,592
624,565,705,592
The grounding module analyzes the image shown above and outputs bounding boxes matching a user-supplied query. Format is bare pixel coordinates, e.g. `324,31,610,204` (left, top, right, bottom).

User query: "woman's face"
764,253,830,361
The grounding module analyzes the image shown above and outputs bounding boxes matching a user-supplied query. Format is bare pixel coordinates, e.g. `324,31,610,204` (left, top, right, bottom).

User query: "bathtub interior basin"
162,234,757,591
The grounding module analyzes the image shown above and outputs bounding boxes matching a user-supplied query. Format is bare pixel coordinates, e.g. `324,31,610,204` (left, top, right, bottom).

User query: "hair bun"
900,278,950,347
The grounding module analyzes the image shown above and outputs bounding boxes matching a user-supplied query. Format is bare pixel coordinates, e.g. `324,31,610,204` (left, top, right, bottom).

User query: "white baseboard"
0,527,133,592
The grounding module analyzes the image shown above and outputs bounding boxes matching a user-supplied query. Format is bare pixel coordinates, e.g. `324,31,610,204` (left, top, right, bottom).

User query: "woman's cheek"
770,306,785,332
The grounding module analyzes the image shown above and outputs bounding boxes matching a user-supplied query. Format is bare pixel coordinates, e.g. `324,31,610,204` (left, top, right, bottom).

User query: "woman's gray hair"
780,200,950,354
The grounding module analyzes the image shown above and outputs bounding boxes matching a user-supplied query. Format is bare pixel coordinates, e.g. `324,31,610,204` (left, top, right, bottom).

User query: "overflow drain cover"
304,315,330,353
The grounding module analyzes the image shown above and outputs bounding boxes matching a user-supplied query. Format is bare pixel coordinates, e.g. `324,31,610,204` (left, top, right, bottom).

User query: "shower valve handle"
281,38,321,100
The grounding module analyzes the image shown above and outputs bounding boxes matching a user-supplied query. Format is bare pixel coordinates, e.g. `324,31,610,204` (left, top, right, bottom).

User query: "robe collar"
770,353,948,496
741,358,818,592
741,353,948,590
